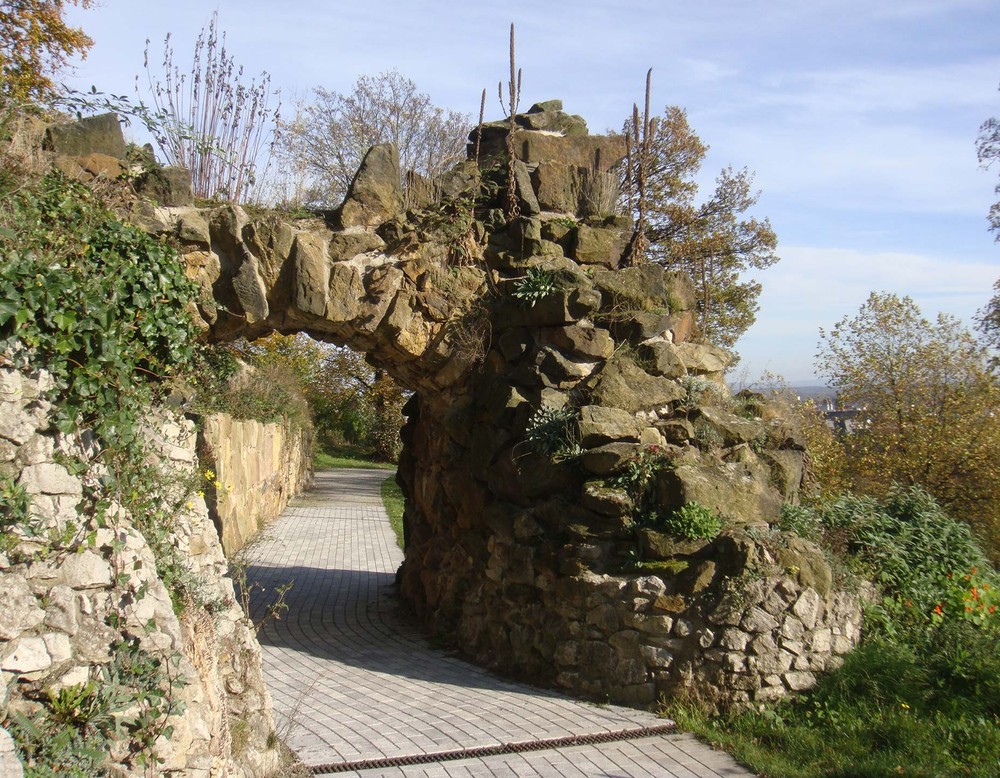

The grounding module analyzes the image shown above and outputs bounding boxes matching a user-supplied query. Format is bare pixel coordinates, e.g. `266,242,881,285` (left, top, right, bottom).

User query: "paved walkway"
244,468,755,777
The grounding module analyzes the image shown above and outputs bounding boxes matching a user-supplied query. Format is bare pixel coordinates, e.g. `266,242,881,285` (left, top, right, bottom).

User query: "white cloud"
738,61,1000,119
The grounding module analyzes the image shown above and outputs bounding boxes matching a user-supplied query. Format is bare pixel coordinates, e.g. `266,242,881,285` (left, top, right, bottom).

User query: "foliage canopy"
623,105,779,350
0,0,92,103
234,333,406,462
976,81,1000,239
816,292,1000,561
275,69,468,208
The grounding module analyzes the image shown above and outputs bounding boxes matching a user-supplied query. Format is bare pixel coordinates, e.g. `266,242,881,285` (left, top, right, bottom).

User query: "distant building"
824,409,863,435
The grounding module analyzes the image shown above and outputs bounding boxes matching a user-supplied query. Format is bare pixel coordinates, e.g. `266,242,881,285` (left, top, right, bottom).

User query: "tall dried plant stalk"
141,12,280,203
623,68,655,266
474,88,486,163
497,23,522,220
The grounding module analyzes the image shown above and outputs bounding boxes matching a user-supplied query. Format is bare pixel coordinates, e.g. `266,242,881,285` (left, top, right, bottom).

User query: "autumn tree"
816,292,1000,561
0,0,92,103
274,69,468,207
977,81,1000,239
623,105,779,350
976,278,1000,368
234,331,325,388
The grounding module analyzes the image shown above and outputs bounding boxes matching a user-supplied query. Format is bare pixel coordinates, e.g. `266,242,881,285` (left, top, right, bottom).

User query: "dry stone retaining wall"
200,413,313,556
0,367,280,776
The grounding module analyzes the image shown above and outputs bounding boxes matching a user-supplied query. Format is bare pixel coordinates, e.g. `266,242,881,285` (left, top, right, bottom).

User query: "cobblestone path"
244,468,755,777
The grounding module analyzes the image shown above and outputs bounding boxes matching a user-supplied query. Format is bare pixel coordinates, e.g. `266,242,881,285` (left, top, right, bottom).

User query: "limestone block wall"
199,413,313,556
0,367,281,777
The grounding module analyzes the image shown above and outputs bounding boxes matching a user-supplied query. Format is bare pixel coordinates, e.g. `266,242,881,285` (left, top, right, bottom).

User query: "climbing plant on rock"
0,171,199,439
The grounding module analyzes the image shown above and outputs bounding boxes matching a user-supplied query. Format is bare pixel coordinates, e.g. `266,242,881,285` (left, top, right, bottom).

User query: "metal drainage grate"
308,722,678,775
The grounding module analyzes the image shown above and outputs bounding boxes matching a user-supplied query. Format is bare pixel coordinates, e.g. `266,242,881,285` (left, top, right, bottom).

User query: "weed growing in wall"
0,474,32,554
661,501,724,540
10,637,185,775
523,405,580,460
610,444,672,523
512,267,560,308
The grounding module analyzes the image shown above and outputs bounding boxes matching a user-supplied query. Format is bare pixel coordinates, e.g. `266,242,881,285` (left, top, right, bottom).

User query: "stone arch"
143,102,861,710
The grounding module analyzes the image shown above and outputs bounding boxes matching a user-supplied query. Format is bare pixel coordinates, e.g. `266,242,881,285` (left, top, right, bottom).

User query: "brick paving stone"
244,468,756,777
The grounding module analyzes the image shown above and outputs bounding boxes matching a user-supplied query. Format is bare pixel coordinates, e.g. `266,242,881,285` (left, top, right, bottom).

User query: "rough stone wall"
200,413,313,556
397,382,863,710
0,367,280,776
41,106,863,712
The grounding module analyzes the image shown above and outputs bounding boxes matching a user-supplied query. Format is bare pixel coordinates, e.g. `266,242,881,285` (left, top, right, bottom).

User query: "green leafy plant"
610,445,672,522
512,266,560,307
661,501,723,540
778,502,822,541
0,171,199,440
10,637,185,775
833,487,992,622
1,473,33,554
523,405,580,460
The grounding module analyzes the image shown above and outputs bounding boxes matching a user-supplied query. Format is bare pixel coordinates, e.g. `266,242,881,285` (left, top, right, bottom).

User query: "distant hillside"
789,384,835,402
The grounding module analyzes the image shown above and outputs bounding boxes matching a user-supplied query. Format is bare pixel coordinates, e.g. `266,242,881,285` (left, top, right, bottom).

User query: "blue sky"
63,0,1000,383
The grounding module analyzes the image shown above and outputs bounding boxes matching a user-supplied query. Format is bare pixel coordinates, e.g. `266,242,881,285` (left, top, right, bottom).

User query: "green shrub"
0,171,199,442
670,628,1000,777
662,501,723,540
778,503,822,540
667,489,1000,777
10,637,184,775
816,487,995,633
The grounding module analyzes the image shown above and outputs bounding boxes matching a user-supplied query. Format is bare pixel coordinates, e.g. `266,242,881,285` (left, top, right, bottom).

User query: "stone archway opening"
158,101,862,710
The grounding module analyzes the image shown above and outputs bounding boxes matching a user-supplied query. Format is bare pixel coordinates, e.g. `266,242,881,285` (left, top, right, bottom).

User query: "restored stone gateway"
134,101,861,710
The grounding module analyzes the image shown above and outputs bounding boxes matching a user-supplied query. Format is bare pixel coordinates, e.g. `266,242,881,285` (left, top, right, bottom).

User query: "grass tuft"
380,475,405,550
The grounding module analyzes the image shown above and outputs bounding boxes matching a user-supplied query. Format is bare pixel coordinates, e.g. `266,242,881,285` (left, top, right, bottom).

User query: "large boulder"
656,457,783,523
588,355,683,413
335,143,404,228
592,265,679,313
571,222,628,268
578,406,642,447
135,166,194,206
44,113,126,159
517,101,589,136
